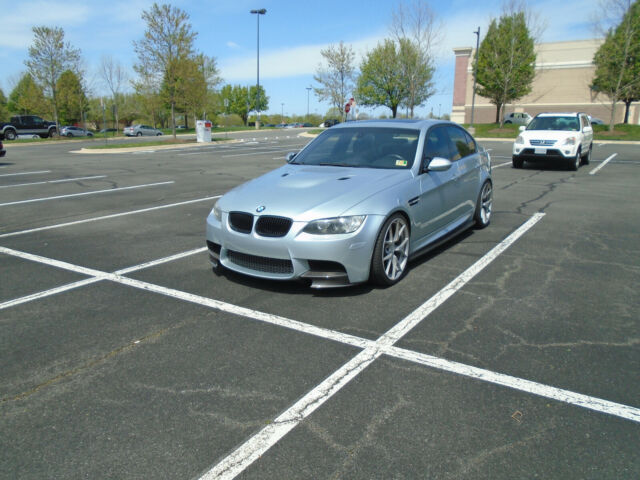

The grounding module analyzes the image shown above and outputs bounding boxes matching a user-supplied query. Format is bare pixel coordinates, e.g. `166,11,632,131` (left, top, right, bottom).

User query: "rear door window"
446,126,475,161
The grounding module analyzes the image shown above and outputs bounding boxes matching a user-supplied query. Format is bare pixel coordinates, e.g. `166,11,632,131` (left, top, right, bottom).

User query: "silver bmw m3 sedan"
206,119,492,288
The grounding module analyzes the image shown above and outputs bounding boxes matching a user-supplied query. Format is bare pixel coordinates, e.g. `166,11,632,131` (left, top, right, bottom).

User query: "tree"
249,85,268,115
0,89,7,122
56,70,87,125
8,73,48,116
24,26,81,134
356,39,408,118
175,54,221,126
390,0,439,117
591,0,640,129
100,55,127,132
220,84,250,125
474,11,536,125
133,2,196,138
313,42,355,121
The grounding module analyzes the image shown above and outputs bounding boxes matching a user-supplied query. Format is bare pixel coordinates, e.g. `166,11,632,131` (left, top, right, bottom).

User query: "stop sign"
345,103,351,113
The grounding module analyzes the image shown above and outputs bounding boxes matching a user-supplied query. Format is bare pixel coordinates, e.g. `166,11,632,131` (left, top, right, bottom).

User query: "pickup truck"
0,115,57,140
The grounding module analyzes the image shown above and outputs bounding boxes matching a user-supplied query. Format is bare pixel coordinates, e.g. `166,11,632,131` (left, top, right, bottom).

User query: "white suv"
512,112,593,170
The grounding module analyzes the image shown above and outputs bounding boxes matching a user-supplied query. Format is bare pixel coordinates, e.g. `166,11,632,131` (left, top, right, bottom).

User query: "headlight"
563,136,577,145
515,135,524,145
211,200,222,221
303,215,365,235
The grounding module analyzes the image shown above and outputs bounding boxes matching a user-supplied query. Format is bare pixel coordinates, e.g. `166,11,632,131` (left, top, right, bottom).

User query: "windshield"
527,116,580,131
292,127,420,169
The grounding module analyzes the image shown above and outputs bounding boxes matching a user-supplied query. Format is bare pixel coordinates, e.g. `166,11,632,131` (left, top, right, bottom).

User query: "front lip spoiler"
300,270,354,289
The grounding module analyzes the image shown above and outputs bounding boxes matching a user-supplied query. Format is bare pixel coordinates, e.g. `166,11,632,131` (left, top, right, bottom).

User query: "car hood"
218,165,410,221
522,130,579,140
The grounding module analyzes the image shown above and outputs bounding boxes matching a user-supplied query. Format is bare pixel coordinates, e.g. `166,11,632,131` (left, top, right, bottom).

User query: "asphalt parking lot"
1,131,638,479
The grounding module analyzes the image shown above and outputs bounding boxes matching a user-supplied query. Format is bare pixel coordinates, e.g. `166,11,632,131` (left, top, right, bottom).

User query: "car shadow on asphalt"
210,227,476,298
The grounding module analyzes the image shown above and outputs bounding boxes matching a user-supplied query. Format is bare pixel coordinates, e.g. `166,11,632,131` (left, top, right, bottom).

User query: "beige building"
451,39,640,125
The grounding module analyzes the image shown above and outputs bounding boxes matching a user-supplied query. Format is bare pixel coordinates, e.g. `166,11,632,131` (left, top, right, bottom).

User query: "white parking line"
0,195,220,238
0,170,51,177
589,153,617,175
2,213,639,436
0,175,106,189
493,161,512,168
0,181,174,207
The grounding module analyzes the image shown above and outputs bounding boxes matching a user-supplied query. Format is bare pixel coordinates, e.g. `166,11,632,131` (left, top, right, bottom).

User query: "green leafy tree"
220,84,250,125
175,54,221,127
356,39,408,118
591,0,640,129
313,42,355,121
56,70,87,125
0,88,8,122
390,0,440,117
249,85,268,115
133,2,196,138
25,26,82,134
474,11,536,125
8,73,48,116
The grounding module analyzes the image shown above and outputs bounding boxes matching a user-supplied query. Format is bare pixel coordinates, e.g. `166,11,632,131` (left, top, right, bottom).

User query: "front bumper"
513,144,578,162
206,211,385,287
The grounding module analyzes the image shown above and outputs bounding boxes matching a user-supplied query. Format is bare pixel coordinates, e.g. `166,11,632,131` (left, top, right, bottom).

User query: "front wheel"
136,132,142,137
4,129,17,141
568,149,581,171
474,181,493,229
370,214,410,286
512,156,524,169
582,145,591,165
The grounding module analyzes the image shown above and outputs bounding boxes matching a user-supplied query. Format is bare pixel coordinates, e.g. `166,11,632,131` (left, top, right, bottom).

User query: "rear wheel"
136,132,142,137
474,181,493,229
370,214,410,286
5,129,17,141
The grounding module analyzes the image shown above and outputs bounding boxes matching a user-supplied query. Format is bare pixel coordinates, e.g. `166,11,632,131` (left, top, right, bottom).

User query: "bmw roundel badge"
256,205,266,213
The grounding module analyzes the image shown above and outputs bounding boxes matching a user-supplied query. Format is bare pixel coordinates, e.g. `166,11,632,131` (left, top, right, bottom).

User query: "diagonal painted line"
0,175,106,189
589,153,617,175
0,195,220,238
0,170,51,177
0,181,174,207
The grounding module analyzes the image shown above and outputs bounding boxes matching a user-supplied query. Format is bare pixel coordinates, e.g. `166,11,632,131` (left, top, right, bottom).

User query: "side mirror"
427,157,452,172
285,152,298,163
519,126,526,132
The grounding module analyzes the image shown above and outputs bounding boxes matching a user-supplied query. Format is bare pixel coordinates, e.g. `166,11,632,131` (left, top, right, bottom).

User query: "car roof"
535,112,584,117
331,119,449,131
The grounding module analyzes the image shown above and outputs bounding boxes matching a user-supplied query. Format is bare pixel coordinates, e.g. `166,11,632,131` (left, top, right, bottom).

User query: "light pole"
306,86,312,120
281,103,284,124
250,8,266,129
470,27,480,133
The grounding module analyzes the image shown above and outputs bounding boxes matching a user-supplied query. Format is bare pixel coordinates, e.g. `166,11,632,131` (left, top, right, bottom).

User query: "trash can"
196,120,212,143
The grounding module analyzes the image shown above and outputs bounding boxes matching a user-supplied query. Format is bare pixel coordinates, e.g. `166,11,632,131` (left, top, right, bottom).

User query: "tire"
512,156,524,169
505,120,512,124
474,181,493,229
49,129,57,138
136,132,142,137
582,144,591,165
568,149,581,171
370,213,410,286
156,132,162,136
66,133,73,137
5,129,17,141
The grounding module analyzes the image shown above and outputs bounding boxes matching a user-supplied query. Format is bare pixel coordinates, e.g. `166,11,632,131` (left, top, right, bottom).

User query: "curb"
72,139,240,154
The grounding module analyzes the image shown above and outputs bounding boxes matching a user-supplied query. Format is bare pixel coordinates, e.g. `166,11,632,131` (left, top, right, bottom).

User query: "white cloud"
226,41,240,49
220,32,388,81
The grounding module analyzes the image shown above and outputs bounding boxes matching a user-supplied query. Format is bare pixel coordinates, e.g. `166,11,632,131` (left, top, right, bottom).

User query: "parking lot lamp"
470,27,480,133
250,8,266,129
306,86,312,119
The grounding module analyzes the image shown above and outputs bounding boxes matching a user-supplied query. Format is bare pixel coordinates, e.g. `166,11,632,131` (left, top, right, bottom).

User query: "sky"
0,0,598,120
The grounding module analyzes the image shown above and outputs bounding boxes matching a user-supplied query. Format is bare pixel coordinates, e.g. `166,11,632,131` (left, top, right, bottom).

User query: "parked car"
0,115,57,140
60,126,94,137
503,112,532,125
276,123,288,128
206,119,492,288
512,112,593,170
302,122,313,127
123,124,163,137
588,115,604,125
